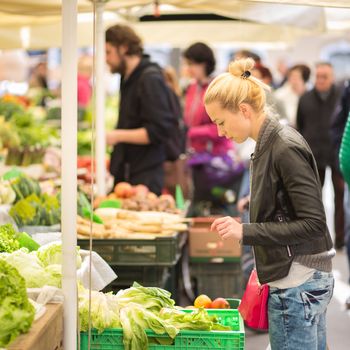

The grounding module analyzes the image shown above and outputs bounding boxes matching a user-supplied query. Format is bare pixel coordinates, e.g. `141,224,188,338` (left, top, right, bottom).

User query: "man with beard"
105,24,174,195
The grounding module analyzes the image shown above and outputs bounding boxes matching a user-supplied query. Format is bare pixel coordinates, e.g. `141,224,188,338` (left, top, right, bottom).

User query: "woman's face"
205,101,252,143
184,59,207,80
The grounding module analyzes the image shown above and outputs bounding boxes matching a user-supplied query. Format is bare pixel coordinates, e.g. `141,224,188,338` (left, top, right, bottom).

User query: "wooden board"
8,303,63,350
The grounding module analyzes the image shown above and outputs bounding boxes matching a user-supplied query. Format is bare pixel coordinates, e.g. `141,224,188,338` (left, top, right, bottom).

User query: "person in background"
275,64,311,128
297,62,344,249
331,79,350,308
182,42,239,214
252,64,286,120
29,61,48,90
205,57,334,350
77,55,93,109
105,24,174,195
162,66,191,198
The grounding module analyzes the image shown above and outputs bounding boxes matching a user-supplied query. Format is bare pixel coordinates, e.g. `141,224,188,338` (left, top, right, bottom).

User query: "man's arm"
106,128,150,146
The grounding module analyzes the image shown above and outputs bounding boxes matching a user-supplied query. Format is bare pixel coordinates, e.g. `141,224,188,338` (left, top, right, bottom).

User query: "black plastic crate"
190,261,243,299
78,232,187,266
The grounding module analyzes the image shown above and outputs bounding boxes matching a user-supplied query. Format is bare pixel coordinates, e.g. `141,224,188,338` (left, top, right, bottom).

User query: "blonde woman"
205,58,334,350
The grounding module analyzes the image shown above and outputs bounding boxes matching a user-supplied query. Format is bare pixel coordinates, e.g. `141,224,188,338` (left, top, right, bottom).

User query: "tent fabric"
0,0,350,49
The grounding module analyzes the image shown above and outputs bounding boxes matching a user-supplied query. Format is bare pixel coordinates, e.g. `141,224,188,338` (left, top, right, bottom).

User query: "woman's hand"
211,216,243,241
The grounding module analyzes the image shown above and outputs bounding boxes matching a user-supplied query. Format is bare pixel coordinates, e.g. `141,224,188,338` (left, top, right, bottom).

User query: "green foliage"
0,224,20,253
0,100,24,121
0,259,35,347
9,193,61,227
0,248,62,288
10,175,41,201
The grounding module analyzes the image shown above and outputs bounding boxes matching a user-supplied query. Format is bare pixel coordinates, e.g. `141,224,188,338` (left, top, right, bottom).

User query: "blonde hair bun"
228,57,255,77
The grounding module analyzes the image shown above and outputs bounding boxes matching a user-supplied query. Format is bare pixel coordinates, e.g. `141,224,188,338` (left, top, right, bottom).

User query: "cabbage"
0,259,35,347
0,248,61,288
37,242,82,268
79,286,120,332
120,303,178,350
116,282,175,312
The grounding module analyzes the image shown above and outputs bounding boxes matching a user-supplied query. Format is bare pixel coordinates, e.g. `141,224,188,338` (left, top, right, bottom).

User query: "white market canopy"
1,0,350,49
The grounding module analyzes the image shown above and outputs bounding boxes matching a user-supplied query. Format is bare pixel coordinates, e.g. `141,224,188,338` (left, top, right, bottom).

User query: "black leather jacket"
242,118,333,284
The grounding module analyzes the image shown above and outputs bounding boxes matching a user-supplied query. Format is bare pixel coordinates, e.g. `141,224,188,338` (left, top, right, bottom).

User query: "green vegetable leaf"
0,259,35,347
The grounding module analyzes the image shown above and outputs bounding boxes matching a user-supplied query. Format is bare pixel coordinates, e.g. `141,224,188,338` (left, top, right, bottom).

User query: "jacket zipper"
249,154,260,274
277,214,292,257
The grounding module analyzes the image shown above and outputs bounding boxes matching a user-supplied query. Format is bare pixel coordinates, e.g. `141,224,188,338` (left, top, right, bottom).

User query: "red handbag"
238,269,269,330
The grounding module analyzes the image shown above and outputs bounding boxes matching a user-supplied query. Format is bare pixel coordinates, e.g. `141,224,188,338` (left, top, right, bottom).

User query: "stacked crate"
189,217,243,298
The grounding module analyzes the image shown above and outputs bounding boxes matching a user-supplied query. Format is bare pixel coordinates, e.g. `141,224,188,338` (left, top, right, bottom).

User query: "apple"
210,298,230,309
114,182,134,198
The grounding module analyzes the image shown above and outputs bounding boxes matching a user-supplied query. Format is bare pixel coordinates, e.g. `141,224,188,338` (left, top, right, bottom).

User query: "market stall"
2,1,350,349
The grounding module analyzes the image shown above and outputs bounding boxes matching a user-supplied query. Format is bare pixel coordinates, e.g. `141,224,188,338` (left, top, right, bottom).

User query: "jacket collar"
253,117,281,159
121,54,159,86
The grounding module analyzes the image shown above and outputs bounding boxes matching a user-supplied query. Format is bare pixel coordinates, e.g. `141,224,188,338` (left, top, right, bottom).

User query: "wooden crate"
8,303,63,350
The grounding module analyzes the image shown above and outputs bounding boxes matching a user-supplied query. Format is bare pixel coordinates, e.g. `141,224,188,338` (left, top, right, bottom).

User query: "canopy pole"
95,0,107,196
61,0,78,349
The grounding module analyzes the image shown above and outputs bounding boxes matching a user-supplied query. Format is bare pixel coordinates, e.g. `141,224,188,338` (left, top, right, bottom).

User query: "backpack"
140,66,187,162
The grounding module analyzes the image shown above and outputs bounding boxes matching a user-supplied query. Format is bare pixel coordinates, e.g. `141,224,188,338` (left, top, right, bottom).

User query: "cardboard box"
189,217,241,258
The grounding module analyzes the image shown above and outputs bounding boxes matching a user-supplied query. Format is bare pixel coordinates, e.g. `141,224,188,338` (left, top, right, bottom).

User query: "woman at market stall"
205,57,335,350
182,42,242,215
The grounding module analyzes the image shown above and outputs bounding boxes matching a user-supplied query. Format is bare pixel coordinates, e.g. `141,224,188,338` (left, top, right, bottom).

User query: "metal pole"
95,1,107,196
61,0,78,349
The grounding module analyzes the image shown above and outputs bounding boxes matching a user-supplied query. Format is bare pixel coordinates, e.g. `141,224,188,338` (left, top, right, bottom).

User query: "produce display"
0,111,58,166
0,259,35,347
79,282,230,350
95,182,180,214
193,294,230,309
77,209,188,238
0,224,39,253
0,242,81,289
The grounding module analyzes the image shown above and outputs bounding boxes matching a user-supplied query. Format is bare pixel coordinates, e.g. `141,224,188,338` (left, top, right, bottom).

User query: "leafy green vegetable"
116,282,175,312
0,100,24,121
120,303,178,350
10,175,41,201
9,193,61,227
0,259,35,347
9,194,40,226
0,224,20,253
37,242,81,268
0,248,62,288
79,287,121,333
159,307,231,331
16,232,40,251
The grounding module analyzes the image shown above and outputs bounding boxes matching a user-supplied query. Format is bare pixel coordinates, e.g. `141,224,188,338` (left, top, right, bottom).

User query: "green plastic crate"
78,232,187,266
104,266,171,292
191,262,243,299
80,309,245,350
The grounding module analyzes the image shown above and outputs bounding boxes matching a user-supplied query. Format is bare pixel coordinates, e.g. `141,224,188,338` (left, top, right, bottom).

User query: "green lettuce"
0,248,62,288
79,287,120,333
159,307,231,331
0,224,20,253
120,303,178,350
37,242,82,268
116,282,175,312
0,259,35,347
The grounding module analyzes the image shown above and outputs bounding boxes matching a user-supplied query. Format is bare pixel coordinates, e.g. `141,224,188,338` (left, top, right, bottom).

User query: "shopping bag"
238,268,269,330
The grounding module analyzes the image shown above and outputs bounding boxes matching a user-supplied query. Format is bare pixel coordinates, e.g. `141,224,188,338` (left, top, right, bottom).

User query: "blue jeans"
268,270,334,350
